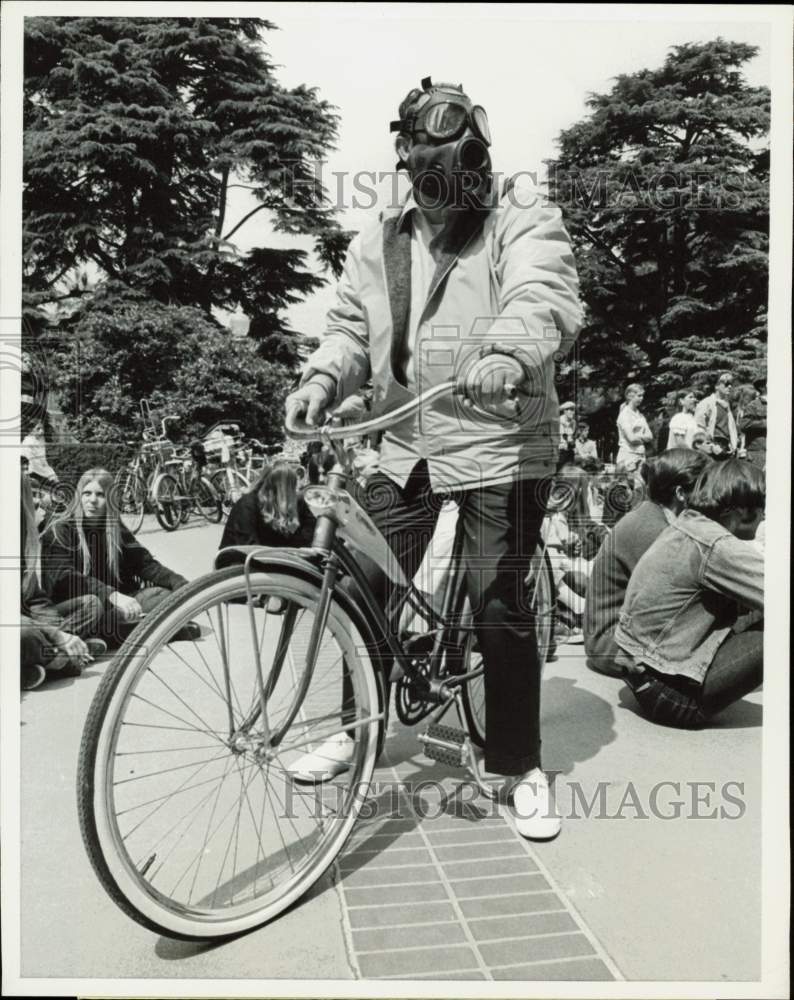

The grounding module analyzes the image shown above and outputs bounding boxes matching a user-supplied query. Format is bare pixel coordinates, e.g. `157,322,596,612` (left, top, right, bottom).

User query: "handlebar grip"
284,409,321,440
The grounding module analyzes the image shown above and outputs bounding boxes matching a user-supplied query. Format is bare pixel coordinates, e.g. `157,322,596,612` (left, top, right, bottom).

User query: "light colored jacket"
301,178,583,490
694,393,738,453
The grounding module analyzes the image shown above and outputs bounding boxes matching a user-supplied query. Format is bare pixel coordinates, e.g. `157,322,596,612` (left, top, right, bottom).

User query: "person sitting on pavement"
219,460,316,550
694,372,738,459
615,459,764,727
20,468,107,689
667,389,699,449
544,465,607,642
42,467,194,647
583,448,711,678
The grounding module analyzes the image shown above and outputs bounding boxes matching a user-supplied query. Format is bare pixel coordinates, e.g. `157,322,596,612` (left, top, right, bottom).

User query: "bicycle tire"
461,545,555,748
192,475,223,524
153,473,181,532
116,469,146,535
210,468,248,515
77,563,380,940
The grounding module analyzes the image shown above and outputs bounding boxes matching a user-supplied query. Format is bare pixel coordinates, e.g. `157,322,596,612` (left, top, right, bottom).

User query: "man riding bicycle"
286,77,583,840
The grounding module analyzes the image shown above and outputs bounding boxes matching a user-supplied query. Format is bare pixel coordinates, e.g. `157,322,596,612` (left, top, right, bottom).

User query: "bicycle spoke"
114,750,230,787
128,693,227,746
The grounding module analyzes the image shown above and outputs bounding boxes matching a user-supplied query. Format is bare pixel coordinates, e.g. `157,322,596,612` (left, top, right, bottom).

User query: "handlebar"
285,349,529,443
285,380,457,441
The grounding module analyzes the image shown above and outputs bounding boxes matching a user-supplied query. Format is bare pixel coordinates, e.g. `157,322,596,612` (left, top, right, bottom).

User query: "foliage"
45,286,294,447
23,16,350,361
547,38,769,417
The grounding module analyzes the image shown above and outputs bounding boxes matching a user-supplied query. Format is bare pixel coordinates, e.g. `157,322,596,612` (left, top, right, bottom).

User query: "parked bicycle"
115,409,181,534
151,440,222,531
77,370,555,940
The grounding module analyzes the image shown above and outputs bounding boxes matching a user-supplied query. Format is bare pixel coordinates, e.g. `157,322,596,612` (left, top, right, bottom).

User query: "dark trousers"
626,620,763,728
54,595,104,637
20,595,104,670
358,461,549,776
99,586,172,646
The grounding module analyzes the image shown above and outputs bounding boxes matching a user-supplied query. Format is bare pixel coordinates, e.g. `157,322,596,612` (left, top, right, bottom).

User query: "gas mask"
391,77,493,212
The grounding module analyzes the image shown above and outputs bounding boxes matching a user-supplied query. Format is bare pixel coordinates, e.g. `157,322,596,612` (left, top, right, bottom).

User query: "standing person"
573,419,599,469
42,468,194,646
667,389,699,449
694,372,738,459
616,460,764,727
615,384,653,472
584,448,711,677
285,76,583,840
558,402,577,466
737,382,766,469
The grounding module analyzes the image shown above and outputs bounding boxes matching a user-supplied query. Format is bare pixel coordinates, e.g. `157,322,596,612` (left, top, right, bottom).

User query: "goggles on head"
391,77,491,147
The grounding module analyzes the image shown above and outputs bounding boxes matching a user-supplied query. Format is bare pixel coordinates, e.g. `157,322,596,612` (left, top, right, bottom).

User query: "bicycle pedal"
419,723,468,768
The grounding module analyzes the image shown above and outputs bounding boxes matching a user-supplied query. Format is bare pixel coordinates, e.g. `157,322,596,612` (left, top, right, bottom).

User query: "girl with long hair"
42,467,191,645
20,468,106,688
219,460,315,549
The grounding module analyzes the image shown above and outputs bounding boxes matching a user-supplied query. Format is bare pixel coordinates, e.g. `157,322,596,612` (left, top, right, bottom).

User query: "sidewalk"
18,518,762,985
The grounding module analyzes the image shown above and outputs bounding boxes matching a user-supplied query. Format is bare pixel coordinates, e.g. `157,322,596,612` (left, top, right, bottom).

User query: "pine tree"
23,16,351,360
546,39,769,409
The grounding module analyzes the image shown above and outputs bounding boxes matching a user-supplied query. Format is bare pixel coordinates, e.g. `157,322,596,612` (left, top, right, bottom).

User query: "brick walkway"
335,714,622,982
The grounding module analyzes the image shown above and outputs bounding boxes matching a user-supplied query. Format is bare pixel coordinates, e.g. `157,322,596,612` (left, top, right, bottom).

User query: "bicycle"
151,441,222,531
115,407,183,534
77,367,555,940
209,435,273,515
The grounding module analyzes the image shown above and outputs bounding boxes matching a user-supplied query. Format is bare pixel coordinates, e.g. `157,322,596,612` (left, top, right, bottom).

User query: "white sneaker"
287,733,356,784
510,768,562,841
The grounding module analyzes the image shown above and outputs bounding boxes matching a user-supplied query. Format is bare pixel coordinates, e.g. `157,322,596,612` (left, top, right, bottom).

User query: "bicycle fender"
214,545,397,676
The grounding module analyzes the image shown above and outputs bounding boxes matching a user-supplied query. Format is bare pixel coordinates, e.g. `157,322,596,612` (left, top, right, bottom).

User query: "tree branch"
215,166,230,239
222,203,268,242
581,226,637,280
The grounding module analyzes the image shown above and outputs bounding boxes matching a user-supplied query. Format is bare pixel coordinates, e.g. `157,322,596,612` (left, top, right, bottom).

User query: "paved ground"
17,515,762,986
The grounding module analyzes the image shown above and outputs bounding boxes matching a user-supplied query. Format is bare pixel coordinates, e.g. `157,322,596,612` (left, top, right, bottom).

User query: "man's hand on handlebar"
285,378,335,428
458,351,529,416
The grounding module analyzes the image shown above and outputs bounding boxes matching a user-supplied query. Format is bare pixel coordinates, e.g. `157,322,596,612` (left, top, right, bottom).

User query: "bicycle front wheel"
461,545,555,748
77,563,381,940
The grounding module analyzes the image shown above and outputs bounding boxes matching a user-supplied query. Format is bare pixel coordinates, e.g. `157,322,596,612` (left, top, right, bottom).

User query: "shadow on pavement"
540,675,617,776
153,869,337,960
616,684,762,730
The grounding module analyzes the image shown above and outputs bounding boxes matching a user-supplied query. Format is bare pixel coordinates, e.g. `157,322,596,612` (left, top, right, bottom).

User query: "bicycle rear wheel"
77,563,381,940
192,475,222,524
116,470,145,535
153,473,181,531
211,469,248,515
461,545,555,748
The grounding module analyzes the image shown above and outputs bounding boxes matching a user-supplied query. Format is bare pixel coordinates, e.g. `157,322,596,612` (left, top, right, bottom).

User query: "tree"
546,38,769,416
23,16,351,359
47,285,293,445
